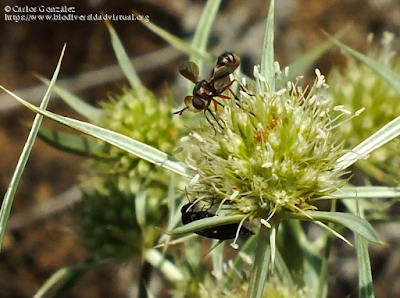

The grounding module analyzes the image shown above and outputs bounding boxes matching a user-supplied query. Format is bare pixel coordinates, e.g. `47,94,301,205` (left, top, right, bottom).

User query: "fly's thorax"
193,79,218,99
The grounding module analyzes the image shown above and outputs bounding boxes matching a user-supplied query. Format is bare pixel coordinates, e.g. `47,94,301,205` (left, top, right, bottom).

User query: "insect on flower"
174,52,245,130
181,201,254,240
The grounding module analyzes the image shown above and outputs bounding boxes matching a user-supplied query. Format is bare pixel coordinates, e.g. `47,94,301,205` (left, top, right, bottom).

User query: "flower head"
78,87,186,261
327,32,400,184
174,258,305,298
182,64,349,225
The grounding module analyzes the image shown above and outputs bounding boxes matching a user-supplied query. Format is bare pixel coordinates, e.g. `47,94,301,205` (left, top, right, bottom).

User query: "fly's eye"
192,97,206,110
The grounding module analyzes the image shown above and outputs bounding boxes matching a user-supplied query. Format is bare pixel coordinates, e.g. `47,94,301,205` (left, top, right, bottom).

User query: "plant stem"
316,199,337,298
138,260,153,298
246,225,271,298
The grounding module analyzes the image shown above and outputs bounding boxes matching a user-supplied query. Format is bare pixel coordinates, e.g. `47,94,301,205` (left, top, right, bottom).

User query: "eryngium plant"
183,64,348,235
79,87,186,261
199,259,304,298
327,32,400,184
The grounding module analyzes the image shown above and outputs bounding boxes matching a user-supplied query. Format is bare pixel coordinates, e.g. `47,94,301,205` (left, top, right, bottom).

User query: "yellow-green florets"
327,32,400,184
78,87,186,261
183,65,348,222
181,262,305,298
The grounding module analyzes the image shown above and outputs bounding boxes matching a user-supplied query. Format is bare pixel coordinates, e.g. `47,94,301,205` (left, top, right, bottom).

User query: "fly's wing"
179,61,199,83
212,75,231,93
210,52,241,82
211,66,235,82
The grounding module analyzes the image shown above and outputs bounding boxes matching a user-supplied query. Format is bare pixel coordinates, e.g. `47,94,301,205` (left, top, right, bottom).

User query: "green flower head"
78,87,186,261
176,259,305,298
327,32,400,184
182,64,349,226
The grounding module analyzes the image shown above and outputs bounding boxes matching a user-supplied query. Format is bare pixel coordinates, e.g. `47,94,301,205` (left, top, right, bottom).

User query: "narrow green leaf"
211,239,225,279
288,42,331,81
135,188,147,228
33,268,69,298
286,211,384,245
332,186,400,199
157,233,197,250
302,251,324,298
34,259,97,298
274,250,298,294
145,287,156,298
356,228,375,298
158,192,186,250
136,12,214,65
190,0,221,67
326,34,400,95
105,20,144,92
38,126,110,159
184,236,202,268
0,45,66,253
138,261,153,298
184,0,221,93
34,268,70,298
145,249,184,282
168,214,247,236
278,220,315,287
279,220,308,260
166,174,178,230
313,220,352,246
246,226,271,298
316,201,337,298
287,28,348,80
2,90,192,178
355,159,392,186
260,0,275,90
269,224,277,270
224,235,258,288
36,76,103,122
336,114,400,170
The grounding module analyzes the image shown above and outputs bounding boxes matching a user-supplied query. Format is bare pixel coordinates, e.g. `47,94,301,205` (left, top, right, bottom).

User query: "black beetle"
181,202,253,240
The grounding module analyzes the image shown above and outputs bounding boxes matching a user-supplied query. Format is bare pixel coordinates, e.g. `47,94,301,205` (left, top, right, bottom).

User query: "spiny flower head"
182,64,350,225
175,259,305,298
78,87,186,261
327,32,400,183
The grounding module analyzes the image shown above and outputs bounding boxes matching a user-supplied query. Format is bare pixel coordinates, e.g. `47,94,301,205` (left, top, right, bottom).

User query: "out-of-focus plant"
78,87,186,262
327,32,400,185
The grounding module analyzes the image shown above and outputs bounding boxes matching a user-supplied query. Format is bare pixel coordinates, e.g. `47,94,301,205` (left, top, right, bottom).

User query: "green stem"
138,260,153,298
316,199,337,298
356,160,390,185
145,249,184,282
246,225,272,298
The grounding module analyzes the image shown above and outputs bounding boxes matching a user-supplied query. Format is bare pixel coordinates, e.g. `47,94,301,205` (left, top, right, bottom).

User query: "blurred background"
1,0,400,297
